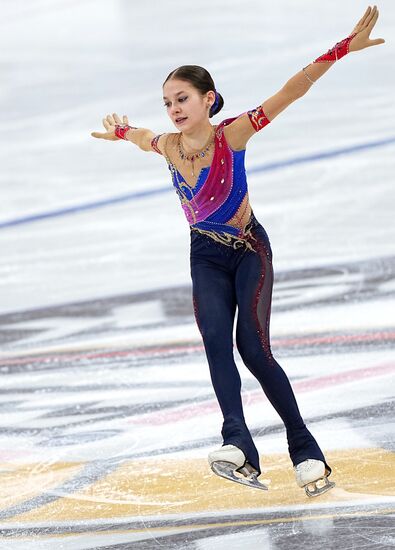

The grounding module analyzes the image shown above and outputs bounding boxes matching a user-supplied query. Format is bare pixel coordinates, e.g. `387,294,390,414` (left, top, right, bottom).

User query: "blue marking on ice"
1,135,394,229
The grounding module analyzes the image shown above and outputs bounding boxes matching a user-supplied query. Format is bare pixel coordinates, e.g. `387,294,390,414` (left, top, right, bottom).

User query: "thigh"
235,224,274,358
191,254,237,341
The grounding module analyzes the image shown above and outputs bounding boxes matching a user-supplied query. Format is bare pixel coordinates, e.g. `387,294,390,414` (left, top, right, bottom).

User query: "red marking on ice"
127,362,394,426
0,330,394,366
0,345,203,366
276,331,395,346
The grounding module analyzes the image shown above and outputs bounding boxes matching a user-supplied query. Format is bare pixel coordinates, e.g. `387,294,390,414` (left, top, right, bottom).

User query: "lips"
176,117,187,123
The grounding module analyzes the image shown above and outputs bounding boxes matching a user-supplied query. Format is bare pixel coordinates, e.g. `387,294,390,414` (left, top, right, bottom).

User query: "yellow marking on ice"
2,448,394,523
0,461,85,510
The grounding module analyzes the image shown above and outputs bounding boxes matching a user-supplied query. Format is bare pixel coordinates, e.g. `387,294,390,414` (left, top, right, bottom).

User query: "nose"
170,104,181,117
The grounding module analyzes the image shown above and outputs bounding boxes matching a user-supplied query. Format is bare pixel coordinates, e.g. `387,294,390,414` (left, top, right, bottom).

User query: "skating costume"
151,106,331,481
152,106,272,253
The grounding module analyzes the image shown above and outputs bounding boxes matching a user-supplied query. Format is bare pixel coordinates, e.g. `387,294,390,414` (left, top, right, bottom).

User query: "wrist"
125,127,138,141
314,33,357,63
114,124,138,140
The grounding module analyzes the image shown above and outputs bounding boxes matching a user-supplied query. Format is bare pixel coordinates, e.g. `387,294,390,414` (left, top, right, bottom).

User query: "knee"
236,338,274,369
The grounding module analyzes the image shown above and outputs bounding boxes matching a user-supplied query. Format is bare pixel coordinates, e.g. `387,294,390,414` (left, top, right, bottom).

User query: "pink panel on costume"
187,117,238,223
181,203,195,224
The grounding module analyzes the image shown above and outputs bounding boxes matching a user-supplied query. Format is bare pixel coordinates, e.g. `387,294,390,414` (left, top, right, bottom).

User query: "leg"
235,224,330,474
191,252,262,474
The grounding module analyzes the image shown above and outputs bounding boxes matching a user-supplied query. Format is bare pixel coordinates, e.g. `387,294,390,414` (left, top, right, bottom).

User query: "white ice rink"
0,1,394,548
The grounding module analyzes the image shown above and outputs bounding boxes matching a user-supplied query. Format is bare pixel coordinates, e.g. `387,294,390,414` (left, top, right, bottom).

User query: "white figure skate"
294,459,335,497
208,444,268,490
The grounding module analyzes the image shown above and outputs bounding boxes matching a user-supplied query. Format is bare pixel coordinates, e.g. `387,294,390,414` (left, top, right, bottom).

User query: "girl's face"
162,79,215,130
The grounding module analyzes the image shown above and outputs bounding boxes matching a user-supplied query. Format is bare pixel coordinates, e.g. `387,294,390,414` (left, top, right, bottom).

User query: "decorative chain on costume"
177,126,215,177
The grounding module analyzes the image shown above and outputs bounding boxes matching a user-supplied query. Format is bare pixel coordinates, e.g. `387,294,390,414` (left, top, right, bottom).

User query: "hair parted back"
163,65,224,119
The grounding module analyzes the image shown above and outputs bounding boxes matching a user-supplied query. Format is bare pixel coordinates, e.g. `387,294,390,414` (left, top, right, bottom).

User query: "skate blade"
304,477,335,497
210,461,268,491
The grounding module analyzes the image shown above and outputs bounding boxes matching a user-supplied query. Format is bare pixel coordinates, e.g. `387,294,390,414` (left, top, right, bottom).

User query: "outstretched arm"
289,5,384,97
91,113,156,152
225,5,385,151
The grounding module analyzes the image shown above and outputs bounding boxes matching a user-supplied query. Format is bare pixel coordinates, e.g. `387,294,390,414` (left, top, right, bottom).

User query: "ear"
206,90,216,109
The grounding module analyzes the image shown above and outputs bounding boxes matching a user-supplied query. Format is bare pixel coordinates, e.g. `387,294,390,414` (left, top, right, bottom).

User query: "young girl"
92,6,384,497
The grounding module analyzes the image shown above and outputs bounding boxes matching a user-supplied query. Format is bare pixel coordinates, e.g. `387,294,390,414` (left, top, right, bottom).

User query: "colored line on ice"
1,135,394,229
3,507,395,539
127,362,395,425
1,329,394,365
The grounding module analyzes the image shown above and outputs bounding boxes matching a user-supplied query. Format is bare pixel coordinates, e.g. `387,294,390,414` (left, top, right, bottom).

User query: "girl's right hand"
91,113,130,140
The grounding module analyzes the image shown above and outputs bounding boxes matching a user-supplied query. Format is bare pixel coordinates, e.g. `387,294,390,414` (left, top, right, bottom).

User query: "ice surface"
0,0,394,548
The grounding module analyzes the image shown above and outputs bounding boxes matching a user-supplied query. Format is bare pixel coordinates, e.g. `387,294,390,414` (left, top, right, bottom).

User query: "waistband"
190,210,259,237
189,211,262,253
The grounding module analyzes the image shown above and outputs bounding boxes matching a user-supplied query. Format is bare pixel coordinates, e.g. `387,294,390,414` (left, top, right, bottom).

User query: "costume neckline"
170,124,220,191
169,117,240,191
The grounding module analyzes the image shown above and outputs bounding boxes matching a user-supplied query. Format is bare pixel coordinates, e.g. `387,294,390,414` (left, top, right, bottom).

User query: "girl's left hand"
349,5,385,52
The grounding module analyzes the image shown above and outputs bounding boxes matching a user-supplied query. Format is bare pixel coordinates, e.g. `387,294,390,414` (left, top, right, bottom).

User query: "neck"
181,120,214,151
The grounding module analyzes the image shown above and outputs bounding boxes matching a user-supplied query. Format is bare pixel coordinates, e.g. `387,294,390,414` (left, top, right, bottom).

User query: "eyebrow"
163,91,186,100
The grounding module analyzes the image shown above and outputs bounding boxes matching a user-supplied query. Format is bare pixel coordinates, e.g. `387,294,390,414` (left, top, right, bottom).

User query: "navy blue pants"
190,212,330,477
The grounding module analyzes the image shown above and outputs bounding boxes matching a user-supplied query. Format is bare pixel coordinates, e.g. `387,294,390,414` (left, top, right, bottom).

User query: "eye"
163,96,188,108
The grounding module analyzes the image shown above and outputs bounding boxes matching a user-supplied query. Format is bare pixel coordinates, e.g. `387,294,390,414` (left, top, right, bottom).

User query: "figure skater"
91,6,384,496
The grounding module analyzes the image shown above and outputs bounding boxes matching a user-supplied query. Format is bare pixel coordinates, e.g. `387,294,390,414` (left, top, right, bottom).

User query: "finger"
357,6,371,28
103,118,111,130
365,5,377,28
106,114,115,125
369,37,385,46
352,6,371,34
367,8,379,32
91,132,106,138
123,115,129,125
113,112,122,124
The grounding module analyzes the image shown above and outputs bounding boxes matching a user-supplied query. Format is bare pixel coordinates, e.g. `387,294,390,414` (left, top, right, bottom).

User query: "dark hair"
163,65,224,119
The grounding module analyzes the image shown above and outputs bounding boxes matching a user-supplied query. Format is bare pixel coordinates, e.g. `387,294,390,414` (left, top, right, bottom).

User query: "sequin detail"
247,105,270,132
192,294,202,335
151,134,164,154
165,109,270,252
250,231,275,364
313,33,356,63
172,120,255,251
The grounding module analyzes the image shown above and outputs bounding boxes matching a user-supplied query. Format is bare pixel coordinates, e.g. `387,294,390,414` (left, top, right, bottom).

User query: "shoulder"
222,116,249,152
150,132,177,156
221,106,272,151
